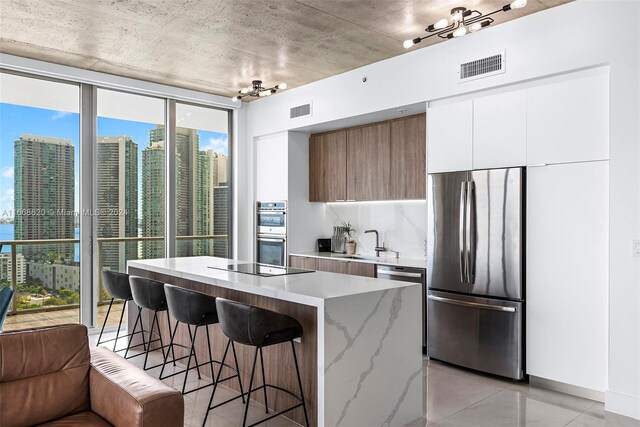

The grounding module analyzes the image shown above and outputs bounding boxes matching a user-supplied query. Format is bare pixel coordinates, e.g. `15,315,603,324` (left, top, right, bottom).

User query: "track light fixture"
231,80,287,102
403,0,527,48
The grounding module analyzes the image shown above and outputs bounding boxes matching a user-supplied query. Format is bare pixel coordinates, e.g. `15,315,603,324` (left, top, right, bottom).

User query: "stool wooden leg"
242,347,260,427
291,341,310,427
259,347,268,414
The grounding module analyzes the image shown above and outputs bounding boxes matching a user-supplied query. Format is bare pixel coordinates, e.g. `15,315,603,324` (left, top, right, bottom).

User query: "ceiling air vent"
290,102,312,119
459,52,505,82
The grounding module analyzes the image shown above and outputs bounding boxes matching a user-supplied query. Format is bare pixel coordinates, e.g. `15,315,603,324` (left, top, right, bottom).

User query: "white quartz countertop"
290,252,427,269
127,256,419,308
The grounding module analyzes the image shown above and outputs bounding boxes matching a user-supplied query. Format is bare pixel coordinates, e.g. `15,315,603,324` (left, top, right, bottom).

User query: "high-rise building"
0,253,26,284
96,136,138,272
145,126,229,257
14,135,75,261
141,140,165,259
195,151,228,255
150,126,199,255
213,184,229,257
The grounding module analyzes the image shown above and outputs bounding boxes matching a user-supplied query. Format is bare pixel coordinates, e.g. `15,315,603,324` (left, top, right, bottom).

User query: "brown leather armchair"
0,323,184,426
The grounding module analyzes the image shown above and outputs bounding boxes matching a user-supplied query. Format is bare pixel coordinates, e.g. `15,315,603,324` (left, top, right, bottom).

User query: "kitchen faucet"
365,229,386,257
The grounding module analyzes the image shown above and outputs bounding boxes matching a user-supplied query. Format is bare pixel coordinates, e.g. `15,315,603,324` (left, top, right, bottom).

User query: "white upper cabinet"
473,90,527,169
427,100,473,173
255,133,288,201
527,73,609,165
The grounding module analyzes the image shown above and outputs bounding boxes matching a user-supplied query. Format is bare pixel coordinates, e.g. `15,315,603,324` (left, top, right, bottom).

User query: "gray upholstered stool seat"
129,276,175,370
96,270,146,357
203,298,309,427
161,284,243,397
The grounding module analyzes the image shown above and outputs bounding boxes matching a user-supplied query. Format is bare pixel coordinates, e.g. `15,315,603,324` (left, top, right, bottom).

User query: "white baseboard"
529,376,604,402
605,390,640,420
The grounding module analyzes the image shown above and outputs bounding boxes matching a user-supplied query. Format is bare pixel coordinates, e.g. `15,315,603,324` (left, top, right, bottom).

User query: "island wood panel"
128,267,317,427
390,114,426,199
347,123,391,201
309,130,346,202
289,255,318,270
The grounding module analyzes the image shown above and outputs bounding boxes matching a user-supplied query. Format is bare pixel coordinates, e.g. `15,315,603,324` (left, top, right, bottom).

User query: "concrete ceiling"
0,0,572,100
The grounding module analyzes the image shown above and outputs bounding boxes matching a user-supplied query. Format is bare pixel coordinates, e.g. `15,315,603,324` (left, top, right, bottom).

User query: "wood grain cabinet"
390,114,426,199
292,256,376,278
347,123,391,201
346,261,376,278
289,255,318,270
309,114,426,202
309,130,347,202
317,258,350,274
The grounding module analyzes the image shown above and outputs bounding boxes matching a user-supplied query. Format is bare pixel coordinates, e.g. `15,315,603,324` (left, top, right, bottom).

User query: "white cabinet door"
427,100,472,173
473,90,526,169
255,133,288,201
526,161,608,392
527,73,609,165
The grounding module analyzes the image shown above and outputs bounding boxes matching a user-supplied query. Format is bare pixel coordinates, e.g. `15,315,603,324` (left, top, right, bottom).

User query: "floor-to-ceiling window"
95,88,166,327
174,102,231,258
0,72,81,330
0,69,233,331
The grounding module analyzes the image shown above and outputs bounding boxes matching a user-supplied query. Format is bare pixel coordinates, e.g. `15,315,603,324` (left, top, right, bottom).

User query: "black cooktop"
208,263,314,277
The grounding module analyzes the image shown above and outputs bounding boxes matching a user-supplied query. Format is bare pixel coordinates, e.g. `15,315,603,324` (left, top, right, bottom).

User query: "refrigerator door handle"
427,294,516,312
467,180,476,284
459,181,467,284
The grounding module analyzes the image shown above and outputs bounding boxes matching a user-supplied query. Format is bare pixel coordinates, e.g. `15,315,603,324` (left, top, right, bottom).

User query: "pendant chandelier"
231,80,287,102
403,0,527,49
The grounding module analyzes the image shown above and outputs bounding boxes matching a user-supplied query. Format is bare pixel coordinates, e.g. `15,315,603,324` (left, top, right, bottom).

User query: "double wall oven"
256,201,287,266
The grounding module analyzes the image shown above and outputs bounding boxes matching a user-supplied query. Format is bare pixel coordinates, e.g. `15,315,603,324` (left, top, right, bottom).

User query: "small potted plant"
341,220,357,255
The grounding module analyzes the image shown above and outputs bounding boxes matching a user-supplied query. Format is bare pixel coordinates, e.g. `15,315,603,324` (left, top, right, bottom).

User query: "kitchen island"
127,256,422,427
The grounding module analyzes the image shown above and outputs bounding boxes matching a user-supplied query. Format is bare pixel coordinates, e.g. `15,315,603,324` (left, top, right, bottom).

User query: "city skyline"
0,102,229,219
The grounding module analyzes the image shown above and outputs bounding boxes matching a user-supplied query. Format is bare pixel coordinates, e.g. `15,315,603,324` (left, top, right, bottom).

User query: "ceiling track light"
403,0,527,48
231,80,287,102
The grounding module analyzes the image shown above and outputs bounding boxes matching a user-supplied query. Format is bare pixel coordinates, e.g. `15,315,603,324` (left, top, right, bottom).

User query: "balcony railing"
1,235,228,320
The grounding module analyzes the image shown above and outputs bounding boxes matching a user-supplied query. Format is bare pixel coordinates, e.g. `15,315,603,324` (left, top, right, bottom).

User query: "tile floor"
91,331,640,427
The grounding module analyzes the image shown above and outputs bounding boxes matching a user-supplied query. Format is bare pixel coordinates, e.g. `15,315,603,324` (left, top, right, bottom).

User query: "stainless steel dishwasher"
376,265,427,354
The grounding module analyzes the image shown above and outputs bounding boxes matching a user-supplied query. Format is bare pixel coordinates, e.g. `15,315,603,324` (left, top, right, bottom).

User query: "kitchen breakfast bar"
127,256,422,426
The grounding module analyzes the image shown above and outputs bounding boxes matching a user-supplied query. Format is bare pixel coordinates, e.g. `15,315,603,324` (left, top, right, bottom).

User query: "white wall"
243,1,640,418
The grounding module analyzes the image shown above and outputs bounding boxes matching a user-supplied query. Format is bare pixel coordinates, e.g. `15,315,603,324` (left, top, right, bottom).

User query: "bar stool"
128,276,176,370
204,298,309,427
161,284,244,397
97,270,145,355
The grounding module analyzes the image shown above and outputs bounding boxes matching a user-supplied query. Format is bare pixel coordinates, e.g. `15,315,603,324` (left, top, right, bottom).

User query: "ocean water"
0,223,81,262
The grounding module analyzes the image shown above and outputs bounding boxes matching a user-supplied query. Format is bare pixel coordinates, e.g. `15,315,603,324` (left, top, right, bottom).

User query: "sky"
0,102,229,220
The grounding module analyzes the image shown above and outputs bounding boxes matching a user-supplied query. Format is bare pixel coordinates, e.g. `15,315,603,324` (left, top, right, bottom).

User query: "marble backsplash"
324,201,427,259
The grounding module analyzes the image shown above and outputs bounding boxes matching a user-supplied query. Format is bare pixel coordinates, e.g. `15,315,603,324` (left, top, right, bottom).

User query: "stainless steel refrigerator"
426,167,524,380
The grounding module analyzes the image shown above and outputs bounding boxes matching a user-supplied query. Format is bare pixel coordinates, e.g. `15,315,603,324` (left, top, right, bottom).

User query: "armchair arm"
89,347,183,427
